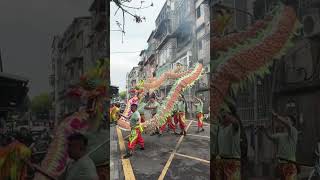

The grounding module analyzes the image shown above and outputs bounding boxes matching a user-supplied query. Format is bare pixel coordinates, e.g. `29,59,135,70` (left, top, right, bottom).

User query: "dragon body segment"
210,4,300,120
117,63,204,133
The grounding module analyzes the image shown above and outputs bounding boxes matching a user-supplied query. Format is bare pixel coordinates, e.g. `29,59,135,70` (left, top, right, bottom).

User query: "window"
197,6,201,18
198,40,202,50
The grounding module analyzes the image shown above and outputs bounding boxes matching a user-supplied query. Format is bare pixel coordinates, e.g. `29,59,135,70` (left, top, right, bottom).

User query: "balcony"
156,63,171,78
154,19,173,49
145,45,155,62
155,1,171,27
173,0,194,32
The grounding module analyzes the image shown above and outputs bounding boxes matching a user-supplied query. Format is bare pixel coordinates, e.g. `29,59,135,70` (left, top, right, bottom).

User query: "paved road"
111,119,210,180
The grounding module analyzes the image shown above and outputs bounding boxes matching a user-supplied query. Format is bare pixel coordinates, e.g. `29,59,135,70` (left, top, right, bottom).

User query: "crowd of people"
211,104,299,180
110,92,206,159
0,124,109,180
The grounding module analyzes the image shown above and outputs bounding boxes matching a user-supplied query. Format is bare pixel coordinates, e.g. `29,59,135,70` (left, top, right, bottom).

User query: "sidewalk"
110,124,123,180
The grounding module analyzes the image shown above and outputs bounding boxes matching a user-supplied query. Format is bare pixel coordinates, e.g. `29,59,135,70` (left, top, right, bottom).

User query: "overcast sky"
110,0,166,92
0,0,92,98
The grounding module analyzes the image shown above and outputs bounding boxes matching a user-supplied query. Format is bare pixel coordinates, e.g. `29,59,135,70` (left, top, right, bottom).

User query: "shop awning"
0,72,29,112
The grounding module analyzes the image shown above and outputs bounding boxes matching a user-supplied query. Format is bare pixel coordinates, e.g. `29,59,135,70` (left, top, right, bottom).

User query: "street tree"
31,93,52,119
110,0,153,42
119,91,127,100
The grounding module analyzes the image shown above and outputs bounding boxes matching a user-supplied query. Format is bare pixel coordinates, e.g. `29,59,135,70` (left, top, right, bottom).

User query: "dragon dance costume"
0,141,31,180
137,102,146,123
213,123,241,180
148,101,160,117
277,162,297,180
128,111,144,151
271,125,298,180
212,158,241,180
174,100,186,132
195,99,204,130
159,116,176,134
110,105,120,123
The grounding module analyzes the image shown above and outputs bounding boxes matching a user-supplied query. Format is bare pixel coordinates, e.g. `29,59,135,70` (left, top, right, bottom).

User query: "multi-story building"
89,0,107,60
172,0,195,67
126,0,210,115
51,17,92,123
127,66,140,92
145,31,157,79
138,50,147,81
51,0,107,124
211,0,320,178
272,0,320,169
195,0,210,113
153,0,176,98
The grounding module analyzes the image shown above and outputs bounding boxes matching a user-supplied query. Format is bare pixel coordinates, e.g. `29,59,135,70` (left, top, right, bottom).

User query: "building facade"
211,0,320,178
89,0,107,60
125,0,210,116
51,0,107,124
127,67,140,92
195,0,210,114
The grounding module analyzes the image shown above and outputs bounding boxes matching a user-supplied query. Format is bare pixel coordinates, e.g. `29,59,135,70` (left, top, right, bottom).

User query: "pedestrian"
59,133,99,180
193,95,205,133
213,110,241,180
261,111,299,180
110,103,120,125
145,94,160,118
119,104,144,158
175,95,187,136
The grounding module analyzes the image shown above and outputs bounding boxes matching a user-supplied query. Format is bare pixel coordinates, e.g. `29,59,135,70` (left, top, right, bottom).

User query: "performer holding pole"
137,98,147,124
159,113,177,136
176,95,187,136
213,110,241,180
260,111,298,180
145,94,160,136
193,95,205,133
119,104,144,158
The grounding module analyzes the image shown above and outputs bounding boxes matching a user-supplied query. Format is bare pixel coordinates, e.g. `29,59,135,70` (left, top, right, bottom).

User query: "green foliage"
31,93,52,114
119,91,127,100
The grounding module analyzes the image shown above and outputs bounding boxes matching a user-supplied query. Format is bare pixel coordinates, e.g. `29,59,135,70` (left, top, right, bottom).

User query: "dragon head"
66,59,108,130
34,59,108,179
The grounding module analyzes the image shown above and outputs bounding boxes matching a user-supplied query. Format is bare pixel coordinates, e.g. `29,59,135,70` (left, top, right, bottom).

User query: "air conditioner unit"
303,8,320,37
